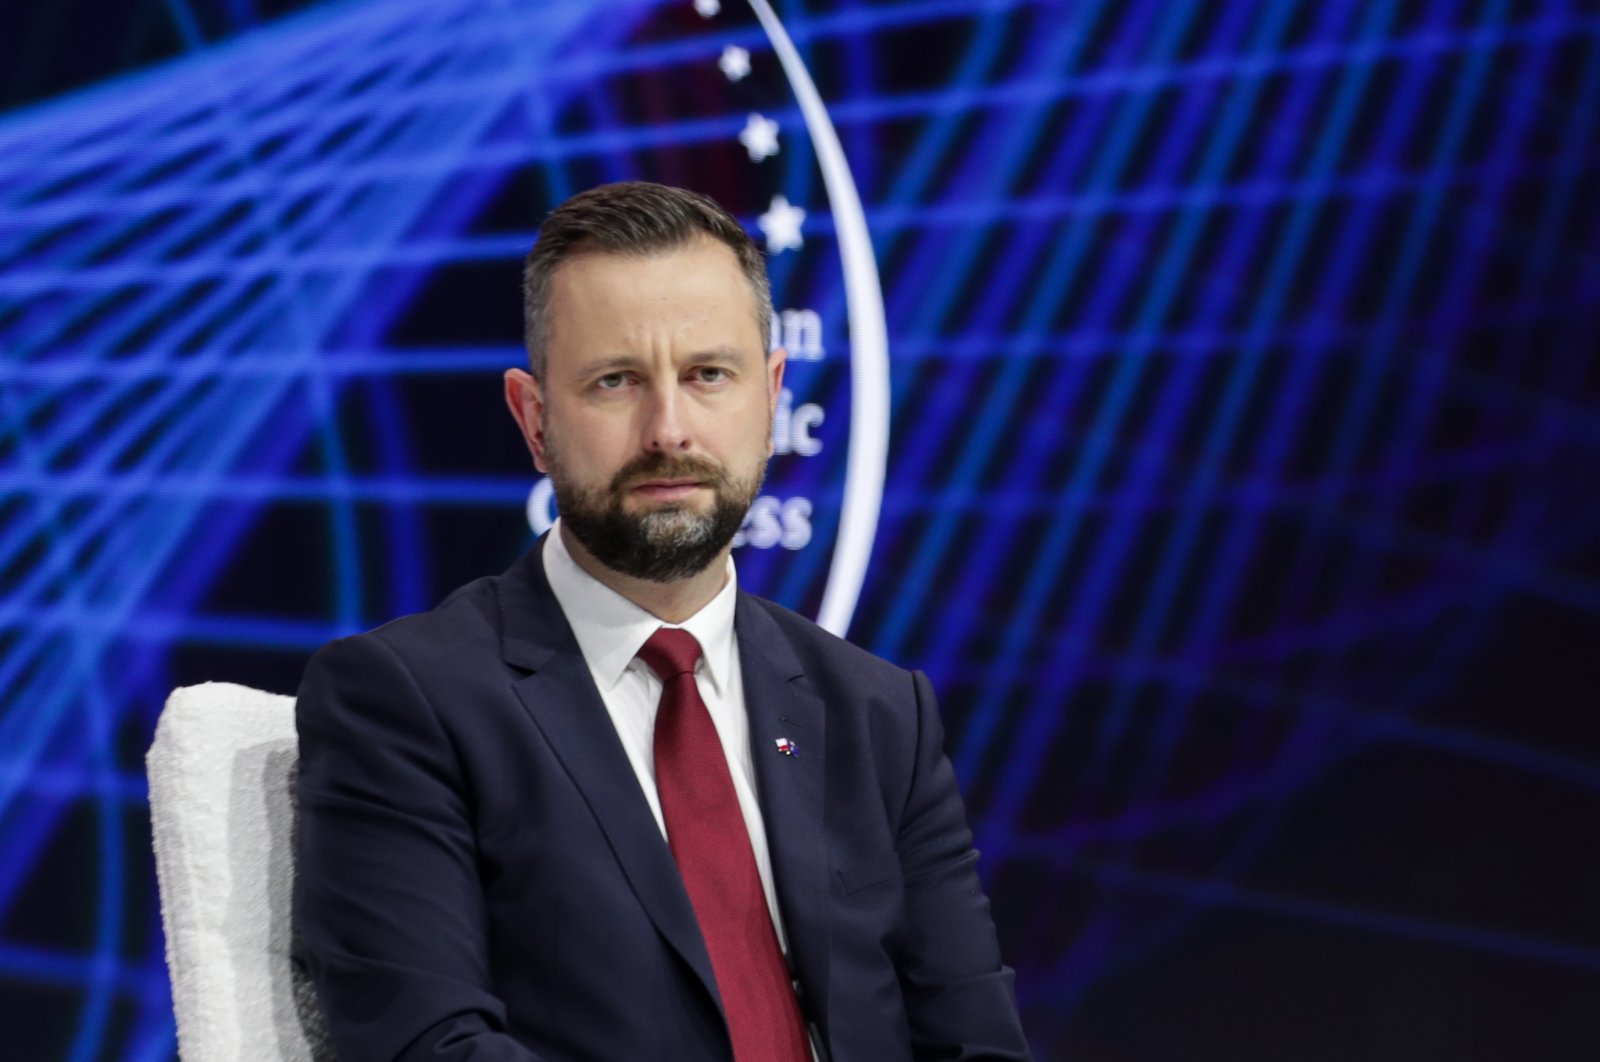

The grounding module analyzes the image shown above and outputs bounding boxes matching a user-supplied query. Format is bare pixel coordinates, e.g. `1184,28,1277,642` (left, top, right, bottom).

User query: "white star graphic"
738,113,780,162
693,0,720,17
719,45,751,81
758,195,806,253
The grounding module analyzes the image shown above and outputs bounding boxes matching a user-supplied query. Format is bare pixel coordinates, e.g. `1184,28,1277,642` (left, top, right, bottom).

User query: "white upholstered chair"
148,682,335,1061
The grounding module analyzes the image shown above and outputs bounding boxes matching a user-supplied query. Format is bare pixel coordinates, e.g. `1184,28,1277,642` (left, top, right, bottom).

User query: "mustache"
609,453,728,492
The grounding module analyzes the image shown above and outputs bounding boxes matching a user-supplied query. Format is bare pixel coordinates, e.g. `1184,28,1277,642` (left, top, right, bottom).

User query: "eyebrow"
577,355,646,377
576,347,752,376
685,345,749,363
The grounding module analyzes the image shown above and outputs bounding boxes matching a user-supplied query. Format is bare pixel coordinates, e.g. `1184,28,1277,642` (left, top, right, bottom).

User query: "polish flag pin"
774,737,797,756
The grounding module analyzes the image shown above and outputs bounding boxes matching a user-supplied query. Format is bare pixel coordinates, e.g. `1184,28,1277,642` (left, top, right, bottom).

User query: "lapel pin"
774,737,797,757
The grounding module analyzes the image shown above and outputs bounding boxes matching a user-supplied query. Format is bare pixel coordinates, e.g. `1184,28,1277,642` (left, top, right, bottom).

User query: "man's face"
504,236,783,582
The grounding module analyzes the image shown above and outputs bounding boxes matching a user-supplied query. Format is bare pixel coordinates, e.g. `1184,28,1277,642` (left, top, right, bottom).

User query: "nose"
643,378,692,453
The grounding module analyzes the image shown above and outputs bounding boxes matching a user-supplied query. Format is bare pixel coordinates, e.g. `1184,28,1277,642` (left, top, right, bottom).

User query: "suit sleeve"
295,632,543,1062
895,670,1032,1061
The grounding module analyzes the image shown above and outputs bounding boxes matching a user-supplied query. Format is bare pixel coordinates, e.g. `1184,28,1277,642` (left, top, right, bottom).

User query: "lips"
630,478,706,499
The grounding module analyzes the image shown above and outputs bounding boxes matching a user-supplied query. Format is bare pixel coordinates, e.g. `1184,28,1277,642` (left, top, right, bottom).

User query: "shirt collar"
541,518,738,696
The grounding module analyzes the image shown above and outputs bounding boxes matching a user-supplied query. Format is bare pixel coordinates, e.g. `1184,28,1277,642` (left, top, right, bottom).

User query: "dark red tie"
638,627,811,1062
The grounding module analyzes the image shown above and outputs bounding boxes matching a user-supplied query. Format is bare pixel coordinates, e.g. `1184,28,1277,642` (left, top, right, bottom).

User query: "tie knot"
637,627,703,681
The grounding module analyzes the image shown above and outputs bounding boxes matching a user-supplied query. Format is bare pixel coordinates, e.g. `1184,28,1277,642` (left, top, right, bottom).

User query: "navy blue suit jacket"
294,543,1029,1060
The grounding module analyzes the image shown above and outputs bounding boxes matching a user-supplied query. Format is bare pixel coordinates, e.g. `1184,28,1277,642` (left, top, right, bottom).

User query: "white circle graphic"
749,0,890,638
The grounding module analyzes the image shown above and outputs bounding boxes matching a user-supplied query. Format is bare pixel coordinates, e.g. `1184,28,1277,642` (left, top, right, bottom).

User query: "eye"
693,366,728,384
595,372,630,391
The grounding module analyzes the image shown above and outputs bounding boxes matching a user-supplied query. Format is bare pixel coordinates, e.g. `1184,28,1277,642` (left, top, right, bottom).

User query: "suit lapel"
736,596,832,1035
497,543,721,1012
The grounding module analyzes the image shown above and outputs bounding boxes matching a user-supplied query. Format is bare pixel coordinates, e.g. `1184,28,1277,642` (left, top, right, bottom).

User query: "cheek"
736,410,777,467
554,409,635,469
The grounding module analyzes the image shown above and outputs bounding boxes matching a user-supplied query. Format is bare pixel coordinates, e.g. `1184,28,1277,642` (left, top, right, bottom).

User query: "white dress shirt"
540,521,791,952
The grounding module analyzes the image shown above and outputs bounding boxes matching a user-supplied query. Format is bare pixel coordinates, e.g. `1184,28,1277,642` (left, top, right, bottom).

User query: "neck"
559,523,730,624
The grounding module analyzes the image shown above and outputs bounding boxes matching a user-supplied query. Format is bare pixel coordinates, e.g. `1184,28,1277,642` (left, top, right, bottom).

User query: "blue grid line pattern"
902,8,1587,1055
0,0,651,1055
767,0,1598,1054
1035,0,1419,1002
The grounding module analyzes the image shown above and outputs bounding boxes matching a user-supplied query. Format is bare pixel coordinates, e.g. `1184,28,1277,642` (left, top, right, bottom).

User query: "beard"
547,447,764,583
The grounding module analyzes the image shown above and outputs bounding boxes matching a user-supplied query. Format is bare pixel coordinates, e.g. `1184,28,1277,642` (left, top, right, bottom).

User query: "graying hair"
521,182,772,380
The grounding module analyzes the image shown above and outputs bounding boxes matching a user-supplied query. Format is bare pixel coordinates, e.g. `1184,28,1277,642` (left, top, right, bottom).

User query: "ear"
765,346,787,457
504,367,549,472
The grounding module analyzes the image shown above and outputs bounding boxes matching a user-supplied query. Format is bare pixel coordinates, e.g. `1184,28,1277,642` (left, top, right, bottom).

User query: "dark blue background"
3,1,1599,1058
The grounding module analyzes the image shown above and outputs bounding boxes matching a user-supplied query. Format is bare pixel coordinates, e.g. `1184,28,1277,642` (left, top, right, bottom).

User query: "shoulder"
326,573,496,657
738,592,917,691
296,563,540,753
373,574,501,654
304,560,523,694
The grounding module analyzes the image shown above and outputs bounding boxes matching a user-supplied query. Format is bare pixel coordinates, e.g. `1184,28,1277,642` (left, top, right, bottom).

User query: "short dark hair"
522,182,772,380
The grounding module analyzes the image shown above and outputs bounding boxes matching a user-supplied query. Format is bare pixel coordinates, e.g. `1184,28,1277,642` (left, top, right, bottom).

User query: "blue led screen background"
3,0,1600,1058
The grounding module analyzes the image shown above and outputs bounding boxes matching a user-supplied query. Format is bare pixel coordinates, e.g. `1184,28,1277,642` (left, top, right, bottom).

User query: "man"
294,182,1029,1061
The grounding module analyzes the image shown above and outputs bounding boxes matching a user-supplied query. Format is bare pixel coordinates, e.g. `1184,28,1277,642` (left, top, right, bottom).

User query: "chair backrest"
148,682,334,1061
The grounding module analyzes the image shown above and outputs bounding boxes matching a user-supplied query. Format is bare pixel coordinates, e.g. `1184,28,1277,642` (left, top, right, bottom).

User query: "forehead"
544,237,762,366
